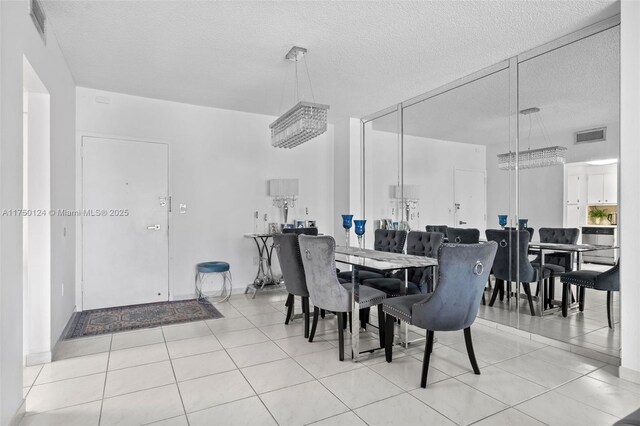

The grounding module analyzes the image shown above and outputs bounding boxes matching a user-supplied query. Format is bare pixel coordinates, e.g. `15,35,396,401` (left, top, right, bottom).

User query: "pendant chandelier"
270,46,329,149
497,107,567,170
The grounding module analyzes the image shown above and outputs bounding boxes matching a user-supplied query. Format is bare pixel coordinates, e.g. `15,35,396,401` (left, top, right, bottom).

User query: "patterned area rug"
63,299,224,339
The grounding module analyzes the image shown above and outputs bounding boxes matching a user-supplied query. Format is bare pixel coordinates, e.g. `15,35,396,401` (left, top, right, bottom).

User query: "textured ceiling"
43,0,619,121
372,25,620,146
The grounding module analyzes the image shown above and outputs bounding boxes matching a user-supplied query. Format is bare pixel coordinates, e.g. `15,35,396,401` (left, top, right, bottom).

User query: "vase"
354,219,366,249
341,214,354,247
595,217,602,225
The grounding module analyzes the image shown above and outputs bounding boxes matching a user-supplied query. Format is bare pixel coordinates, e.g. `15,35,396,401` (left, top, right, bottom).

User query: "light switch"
180,204,187,214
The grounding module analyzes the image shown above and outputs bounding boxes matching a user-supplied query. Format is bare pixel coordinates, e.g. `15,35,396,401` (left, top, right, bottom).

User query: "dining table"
528,241,619,316
334,245,438,362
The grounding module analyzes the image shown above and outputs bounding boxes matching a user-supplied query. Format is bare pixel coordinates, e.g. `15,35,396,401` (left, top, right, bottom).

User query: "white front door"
454,168,487,233
82,137,169,310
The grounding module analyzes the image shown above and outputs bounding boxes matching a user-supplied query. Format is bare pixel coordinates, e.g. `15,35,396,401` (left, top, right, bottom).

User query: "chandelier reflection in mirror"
270,46,329,149
497,107,567,170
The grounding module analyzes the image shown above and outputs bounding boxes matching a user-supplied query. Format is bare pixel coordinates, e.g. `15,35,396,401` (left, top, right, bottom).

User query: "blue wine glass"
518,218,528,230
498,215,508,229
342,215,353,246
354,219,366,248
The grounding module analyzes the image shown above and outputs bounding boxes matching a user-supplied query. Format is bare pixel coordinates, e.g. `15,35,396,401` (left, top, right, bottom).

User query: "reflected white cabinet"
603,173,617,204
566,175,582,204
588,173,617,204
566,204,582,228
587,174,604,203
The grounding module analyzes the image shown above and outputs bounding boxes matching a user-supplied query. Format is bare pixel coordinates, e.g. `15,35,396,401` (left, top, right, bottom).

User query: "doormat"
62,299,224,339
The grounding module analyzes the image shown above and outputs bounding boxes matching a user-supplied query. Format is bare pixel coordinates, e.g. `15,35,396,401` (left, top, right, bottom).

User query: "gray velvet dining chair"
337,229,407,284
447,228,480,244
273,233,312,338
426,225,449,236
486,229,550,316
560,260,619,327
298,235,388,360
382,241,497,388
531,227,579,308
363,231,444,296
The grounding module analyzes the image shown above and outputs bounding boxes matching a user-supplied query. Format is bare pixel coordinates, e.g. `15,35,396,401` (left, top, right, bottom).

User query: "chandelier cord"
294,59,300,103
535,112,552,148
303,55,316,104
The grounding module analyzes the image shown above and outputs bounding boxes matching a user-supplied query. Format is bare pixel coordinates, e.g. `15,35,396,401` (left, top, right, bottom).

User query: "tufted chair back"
282,227,319,236
411,242,497,331
400,231,445,292
447,228,480,244
426,225,449,235
273,234,309,297
373,229,407,253
486,229,539,283
298,235,351,313
505,226,534,242
536,227,579,269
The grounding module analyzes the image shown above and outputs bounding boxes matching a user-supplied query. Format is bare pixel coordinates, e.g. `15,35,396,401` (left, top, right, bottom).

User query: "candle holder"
518,218,529,230
354,219,366,249
498,215,508,229
341,214,354,247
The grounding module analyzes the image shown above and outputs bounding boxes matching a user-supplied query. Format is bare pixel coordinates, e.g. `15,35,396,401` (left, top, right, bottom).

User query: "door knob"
459,221,467,225
147,224,161,231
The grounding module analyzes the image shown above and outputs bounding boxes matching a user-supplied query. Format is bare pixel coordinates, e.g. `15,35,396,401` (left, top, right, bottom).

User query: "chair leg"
523,283,536,316
348,312,353,333
360,307,370,330
337,312,345,361
578,287,586,312
548,276,555,308
607,291,614,329
385,314,395,362
284,294,294,325
309,306,319,342
464,327,481,375
481,292,486,306
562,283,570,317
489,279,502,306
342,312,347,330
421,330,435,388
320,309,325,318
377,305,385,347
302,297,310,338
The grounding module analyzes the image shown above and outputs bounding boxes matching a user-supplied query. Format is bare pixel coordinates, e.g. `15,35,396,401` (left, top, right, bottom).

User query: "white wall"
25,92,52,363
363,128,486,247
76,87,335,302
620,0,640,381
0,0,76,423
486,123,619,233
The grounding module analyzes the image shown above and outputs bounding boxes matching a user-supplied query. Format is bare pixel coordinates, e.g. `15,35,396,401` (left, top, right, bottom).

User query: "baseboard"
9,398,26,426
25,351,52,366
620,366,640,384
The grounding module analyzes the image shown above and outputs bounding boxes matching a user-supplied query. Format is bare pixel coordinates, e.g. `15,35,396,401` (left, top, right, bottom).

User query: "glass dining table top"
528,242,619,252
334,245,438,271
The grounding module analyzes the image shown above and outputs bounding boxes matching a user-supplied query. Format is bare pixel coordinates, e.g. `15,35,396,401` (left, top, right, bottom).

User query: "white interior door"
454,168,486,233
82,137,169,310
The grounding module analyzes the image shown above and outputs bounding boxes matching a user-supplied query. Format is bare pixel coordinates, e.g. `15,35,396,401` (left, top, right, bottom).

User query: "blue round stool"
195,261,232,303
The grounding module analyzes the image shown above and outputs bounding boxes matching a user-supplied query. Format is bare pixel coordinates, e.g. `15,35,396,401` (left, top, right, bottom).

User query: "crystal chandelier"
270,46,329,149
497,107,567,170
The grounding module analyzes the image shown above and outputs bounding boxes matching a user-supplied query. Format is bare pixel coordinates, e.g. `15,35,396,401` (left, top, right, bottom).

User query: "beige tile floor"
477,262,621,359
20,290,639,426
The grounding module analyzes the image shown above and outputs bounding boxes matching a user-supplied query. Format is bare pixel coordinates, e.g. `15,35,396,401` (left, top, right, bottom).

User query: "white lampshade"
268,179,299,197
394,185,420,201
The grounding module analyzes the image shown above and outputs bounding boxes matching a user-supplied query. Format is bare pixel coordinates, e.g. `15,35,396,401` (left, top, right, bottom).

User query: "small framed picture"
284,224,294,229
295,220,307,229
307,220,317,228
269,223,279,234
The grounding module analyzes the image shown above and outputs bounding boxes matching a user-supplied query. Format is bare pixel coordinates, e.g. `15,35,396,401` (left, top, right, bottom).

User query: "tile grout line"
97,333,113,426
160,327,191,426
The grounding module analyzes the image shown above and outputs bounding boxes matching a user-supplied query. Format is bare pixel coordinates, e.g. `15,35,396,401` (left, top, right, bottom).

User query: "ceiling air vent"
29,0,46,44
575,127,606,144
